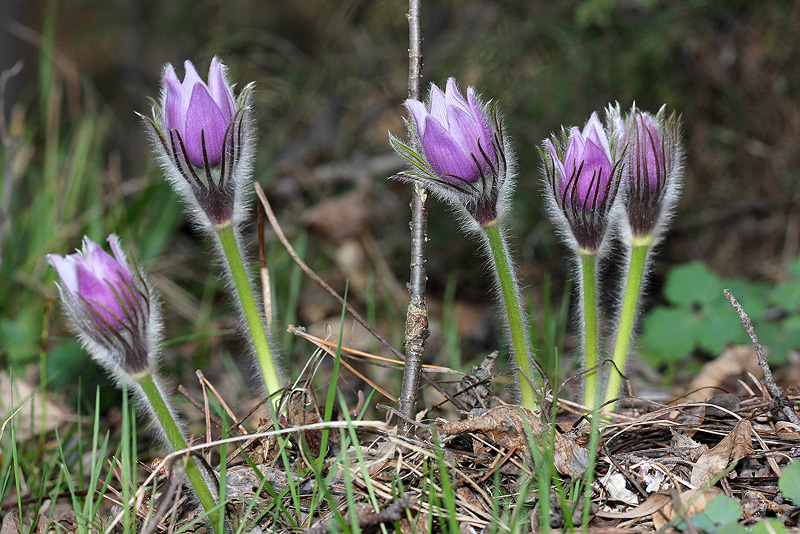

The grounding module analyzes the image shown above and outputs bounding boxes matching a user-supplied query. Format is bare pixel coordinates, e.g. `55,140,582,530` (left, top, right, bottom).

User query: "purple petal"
444,78,469,113
47,254,79,293
446,104,486,170
405,99,429,137
422,115,478,184
467,88,496,166
184,83,230,167
575,139,613,208
181,60,204,92
208,57,235,122
428,83,448,127
164,65,188,132
564,127,586,183
76,262,125,329
582,112,611,160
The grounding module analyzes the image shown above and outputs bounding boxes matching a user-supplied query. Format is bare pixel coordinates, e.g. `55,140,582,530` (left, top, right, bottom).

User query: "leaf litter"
17,344,789,534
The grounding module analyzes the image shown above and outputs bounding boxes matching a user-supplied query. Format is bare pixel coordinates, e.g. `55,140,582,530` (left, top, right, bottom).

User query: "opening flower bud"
48,235,157,377
542,111,624,253
390,77,513,227
612,104,683,239
144,57,255,228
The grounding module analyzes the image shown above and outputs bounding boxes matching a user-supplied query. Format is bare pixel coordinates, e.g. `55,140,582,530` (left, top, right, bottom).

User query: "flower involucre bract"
144,57,255,228
542,111,624,253
390,78,514,227
48,235,161,380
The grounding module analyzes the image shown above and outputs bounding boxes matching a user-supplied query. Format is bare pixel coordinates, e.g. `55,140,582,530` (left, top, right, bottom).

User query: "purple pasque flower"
144,57,255,228
390,78,512,227
542,111,624,252
612,104,683,239
48,235,158,377
406,78,497,185
164,58,235,168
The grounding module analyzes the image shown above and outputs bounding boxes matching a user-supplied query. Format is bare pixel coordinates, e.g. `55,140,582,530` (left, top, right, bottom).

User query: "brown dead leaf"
686,345,762,401
670,429,708,462
652,487,722,531
399,512,429,534
595,492,672,519
553,430,589,477
1,512,19,534
439,405,543,451
438,405,588,477
690,418,754,487
776,421,800,441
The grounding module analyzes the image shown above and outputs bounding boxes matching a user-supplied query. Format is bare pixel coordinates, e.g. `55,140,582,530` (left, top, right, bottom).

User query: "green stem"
579,252,599,410
137,374,221,531
603,239,651,412
215,222,281,398
484,222,537,410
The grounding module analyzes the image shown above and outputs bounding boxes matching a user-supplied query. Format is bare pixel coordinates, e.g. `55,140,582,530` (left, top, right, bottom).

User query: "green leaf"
664,262,725,308
638,307,697,366
750,519,789,534
696,311,748,354
715,523,749,534
779,460,800,505
769,281,800,312
702,494,741,527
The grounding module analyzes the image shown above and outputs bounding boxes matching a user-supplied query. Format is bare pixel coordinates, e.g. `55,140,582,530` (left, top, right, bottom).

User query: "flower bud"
144,57,255,228
542,111,624,252
611,104,683,240
390,78,513,227
48,235,160,379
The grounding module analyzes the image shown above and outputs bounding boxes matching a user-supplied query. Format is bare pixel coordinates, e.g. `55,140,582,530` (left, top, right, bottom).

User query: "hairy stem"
580,251,599,410
484,222,537,410
604,240,650,412
215,222,281,399
138,374,221,531
398,0,428,431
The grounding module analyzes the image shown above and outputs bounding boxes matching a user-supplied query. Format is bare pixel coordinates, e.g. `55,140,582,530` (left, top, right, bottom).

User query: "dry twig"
724,288,800,425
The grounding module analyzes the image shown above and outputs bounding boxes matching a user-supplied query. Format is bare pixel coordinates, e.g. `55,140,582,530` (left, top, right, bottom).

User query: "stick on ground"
724,288,800,425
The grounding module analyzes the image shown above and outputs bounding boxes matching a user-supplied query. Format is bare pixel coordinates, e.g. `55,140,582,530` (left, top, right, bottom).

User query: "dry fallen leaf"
775,421,800,441
690,418,754,487
595,492,671,520
439,405,543,451
438,405,589,477
670,429,708,462
685,345,762,401
652,487,722,531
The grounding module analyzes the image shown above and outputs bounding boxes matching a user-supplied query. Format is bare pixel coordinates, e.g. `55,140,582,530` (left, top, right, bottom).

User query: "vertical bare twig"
724,288,800,425
398,0,429,432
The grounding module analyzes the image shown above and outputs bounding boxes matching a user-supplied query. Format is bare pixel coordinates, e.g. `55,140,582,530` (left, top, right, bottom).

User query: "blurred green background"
2,0,799,409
